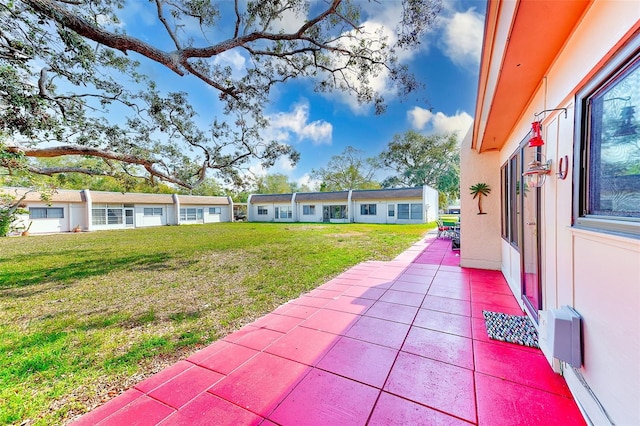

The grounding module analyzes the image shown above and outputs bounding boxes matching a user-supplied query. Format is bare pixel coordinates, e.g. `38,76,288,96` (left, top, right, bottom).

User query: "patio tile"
134,360,194,393
318,282,351,292
158,393,263,426
402,326,474,370
384,352,476,423
364,301,419,324
342,285,387,300
323,295,376,314
476,373,586,426
251,313,304,333
439,265,468,273
186,340,233,365
395,273,433,284
208,352,310,417
232,327,284,351
148,365,224,409
470,289,521,309
290,295,331,308
307,288,343,299
471,301,524,319
272,303,320,319
435,269,471,279
265,326,338,365
355,277,396,289
96,395,175,426
368,392,471,426
474,340,572,397
268,369,379,426
469,280,513,296
316,336,398,388
198,343,258,375
469,269,505,282
421,294,471,316
71,388,144,426
414,309,472,338
389,281,430,294
222,325,260,343
378,289,424,307
345,315,411,349
428,284,471,301
300,308,359,335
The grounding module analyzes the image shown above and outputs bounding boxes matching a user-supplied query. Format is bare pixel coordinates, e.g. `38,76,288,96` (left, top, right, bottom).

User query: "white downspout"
173,194,180,225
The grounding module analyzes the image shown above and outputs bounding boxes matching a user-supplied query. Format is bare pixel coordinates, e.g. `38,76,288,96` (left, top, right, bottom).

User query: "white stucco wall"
460,128,502,270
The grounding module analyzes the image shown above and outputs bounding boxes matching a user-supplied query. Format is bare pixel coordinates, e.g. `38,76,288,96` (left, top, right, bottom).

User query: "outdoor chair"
436,220,451,239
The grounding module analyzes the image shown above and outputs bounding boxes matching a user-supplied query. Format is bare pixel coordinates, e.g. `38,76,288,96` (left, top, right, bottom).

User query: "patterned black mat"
483,311,539,348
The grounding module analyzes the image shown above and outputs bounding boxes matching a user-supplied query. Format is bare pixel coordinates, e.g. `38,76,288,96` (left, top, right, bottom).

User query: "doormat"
482,311,539,348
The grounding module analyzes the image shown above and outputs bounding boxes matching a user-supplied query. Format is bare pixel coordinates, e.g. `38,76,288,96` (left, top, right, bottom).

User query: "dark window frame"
29,207,64,219
573,36,640,238
360,204,377,215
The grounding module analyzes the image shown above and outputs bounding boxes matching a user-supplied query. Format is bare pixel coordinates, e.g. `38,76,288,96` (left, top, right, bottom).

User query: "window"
388,204,395,217
107,208,123,225
92,209,106,225
410,204,423,220
29,207,64,219
303,205,316,215
274,206,292,219
397,203,422,220
398,204,410,219
180,208,202,221
144,207,163,216
575,39,640,237
257,206,268,215
500,144,526,248
329,205,346,219
209,207,221,214
92,204,124,225
360,204,377,215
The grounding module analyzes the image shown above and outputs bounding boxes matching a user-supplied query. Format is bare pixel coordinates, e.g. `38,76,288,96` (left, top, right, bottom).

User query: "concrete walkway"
72,235,585,425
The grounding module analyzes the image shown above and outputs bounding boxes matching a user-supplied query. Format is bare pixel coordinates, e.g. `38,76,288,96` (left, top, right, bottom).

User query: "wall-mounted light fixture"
523,154,552,188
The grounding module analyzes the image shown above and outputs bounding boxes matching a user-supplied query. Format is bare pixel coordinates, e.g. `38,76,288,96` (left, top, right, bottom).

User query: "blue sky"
121,0,486,190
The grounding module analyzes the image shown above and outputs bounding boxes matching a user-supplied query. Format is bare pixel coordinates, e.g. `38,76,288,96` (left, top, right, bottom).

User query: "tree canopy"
1,0,441,190
311,146,380,191
379,130,459,202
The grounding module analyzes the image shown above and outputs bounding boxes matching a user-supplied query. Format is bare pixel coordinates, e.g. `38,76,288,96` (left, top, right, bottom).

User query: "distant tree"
178,178,225,196
1,156,179,193
311,146,381,191
1,0,440,190
379,131,459,205
255,173,297,194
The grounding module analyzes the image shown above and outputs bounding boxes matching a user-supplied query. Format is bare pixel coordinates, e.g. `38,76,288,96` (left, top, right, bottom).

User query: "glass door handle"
526,222,536,225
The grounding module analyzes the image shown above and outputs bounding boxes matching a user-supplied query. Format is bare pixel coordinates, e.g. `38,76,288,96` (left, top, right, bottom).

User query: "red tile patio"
71,235,586,425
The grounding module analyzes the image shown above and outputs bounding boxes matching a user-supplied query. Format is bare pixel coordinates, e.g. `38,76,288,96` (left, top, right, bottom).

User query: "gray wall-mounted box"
547,306,582,368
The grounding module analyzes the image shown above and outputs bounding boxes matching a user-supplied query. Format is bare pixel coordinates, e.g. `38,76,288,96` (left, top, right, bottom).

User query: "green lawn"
0,222,432,425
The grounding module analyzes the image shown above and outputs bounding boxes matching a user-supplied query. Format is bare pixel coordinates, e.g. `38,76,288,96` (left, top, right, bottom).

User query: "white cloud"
408,107,434,130
268,102,332,145
438,8,483,68
212,50,246,72
408,106,473,137
268,5,308,34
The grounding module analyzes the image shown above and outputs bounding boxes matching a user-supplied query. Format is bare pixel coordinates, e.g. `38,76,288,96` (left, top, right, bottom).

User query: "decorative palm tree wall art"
470,182,491,214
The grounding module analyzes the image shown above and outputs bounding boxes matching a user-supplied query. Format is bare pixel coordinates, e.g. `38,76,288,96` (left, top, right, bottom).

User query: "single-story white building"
463,1,639,424
2,187,233,234
247,186,438,224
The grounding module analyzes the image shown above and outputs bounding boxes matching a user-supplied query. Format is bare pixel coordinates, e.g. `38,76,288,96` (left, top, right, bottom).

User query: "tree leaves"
1,0,441,189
